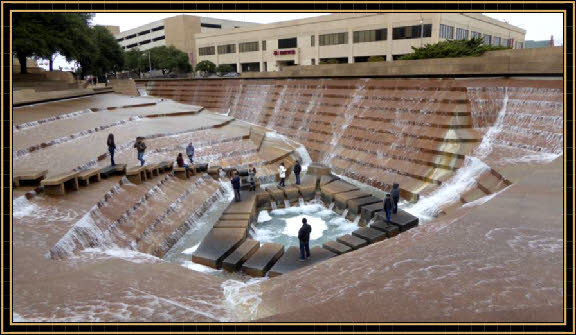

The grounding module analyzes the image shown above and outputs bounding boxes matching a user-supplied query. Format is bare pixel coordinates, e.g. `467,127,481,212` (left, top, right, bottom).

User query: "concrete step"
347,196,383,215
322,240,353,255
334,190,372,210
192,228,247,269
241,243,284,277
336,234,369,250
374,209,419,232
352,227,388,243
268,246,337,277
370,220,400,238
295,175,318,200
360,202,384,224
320,180,359,203
221,239,260,272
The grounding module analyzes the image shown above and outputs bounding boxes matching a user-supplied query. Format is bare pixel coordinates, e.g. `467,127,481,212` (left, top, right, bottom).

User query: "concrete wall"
239,47,563,78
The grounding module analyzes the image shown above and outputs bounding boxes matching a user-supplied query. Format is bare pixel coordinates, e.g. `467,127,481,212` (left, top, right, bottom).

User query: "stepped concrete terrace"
12,53,565,322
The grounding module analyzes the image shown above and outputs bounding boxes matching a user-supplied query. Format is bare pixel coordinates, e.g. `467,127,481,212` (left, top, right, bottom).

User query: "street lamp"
420,19,424,47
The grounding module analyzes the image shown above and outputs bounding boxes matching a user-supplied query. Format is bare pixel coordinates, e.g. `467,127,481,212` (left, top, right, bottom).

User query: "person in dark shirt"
133,137,146,166
383,193,394,223
390,182,401,214
107,133,116,166
293,160,302,185
176,153,189,176
231,171,241,202
298,218,312,261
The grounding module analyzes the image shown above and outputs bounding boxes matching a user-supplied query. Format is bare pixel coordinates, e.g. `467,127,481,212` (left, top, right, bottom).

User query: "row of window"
123,36,165,49
117,26,164,42
439,24,517,47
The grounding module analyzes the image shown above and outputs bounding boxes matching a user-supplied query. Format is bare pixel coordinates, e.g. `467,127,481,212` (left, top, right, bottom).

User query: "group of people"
107,133,196,170
277,160,302,187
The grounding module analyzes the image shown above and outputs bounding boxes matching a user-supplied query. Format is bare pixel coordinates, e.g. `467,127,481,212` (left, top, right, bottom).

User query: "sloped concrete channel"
192,164,419,278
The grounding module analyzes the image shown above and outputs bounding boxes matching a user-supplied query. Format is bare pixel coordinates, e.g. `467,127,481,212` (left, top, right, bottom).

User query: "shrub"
195,60,216,76
399,37,510,60
216,64,235,76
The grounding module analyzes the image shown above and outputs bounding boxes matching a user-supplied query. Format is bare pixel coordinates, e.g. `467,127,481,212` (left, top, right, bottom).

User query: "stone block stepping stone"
375,209,419,232
360,202,384,223
222,239,260,272
192,228,247,269
370,220,400,238
78,168,101,187
173,167,190,180
13,169,48,187
280,185,300,202
268,246,337,277
256,190,271,207
352,227,387,243
265,187,285,203
144,164,160,178
322,240,352,255
195,163,208,172
348,196,383,215
319,175,338,186
41,171,79,196
238,169,249,176
321,180,359,203
307,164,331,176
213,220,250,229
126,166,147,184
100,164,126,178
242,243,284,277
296,175,318,200
334,190,371,210
336,234,369,250
224,195,256,214
220,213,251,221
157,161,173,173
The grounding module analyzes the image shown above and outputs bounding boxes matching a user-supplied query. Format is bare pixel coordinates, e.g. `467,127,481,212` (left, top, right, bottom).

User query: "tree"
367,56,386,62
92,26,125,76
124,48,146,76
399,37,509,60
148,46,192,76
195,60,216,76
216,64,235,76
13,13,94,73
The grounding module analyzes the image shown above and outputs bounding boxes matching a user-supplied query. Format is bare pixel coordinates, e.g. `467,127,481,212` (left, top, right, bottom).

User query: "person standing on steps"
390,182,401,214
278,162,287,187
248,164,257,191
176,153,190,176
231,171,241,202
134,137,146,167
107,133,116,166
298,218,312,261
383,193,394,223
186,142,195,165
293,160,302,185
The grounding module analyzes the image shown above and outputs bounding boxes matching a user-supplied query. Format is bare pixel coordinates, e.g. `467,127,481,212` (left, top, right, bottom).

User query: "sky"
44,12,564,71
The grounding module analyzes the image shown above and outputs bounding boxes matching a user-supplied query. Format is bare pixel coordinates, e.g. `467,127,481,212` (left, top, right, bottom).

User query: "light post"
148,51,152,76
420,19,424,47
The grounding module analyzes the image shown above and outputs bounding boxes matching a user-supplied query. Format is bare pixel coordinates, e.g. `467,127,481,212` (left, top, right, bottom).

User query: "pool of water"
252,201,359,248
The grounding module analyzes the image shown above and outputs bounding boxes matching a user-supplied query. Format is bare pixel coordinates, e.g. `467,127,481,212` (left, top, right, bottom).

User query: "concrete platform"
224,192,256,215
144,164,160,178
370,220,400,238
322,240,353,255
195,163,208,172
360,202,385,223
126,166,146,184
319,175,338,186
256,190,272,207
296,175,318,200
374,209,419,232
352,227,388,243
77,168,101,187
336,234,369,249
265,186,285,203
41,171,79,196
321,180,359,203
348,196,383,215
221,239,260,272
334,190,371,210
220,213,251,221
192,228,247,269
100,164,126,178
173,167,190,179
242,243,284,277
213,220,250,229
307,164,331,176
268,246,337,277
157,161,173,173
280,185,300,202
13,169,47,187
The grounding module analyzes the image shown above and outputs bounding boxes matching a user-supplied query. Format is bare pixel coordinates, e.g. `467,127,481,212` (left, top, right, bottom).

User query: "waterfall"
353,216,361,226
298,198,306,207
328,202,335,210
267,84,289,129
341,209,349,218
271,202,278,210
284,200,291,208
474,88,509,160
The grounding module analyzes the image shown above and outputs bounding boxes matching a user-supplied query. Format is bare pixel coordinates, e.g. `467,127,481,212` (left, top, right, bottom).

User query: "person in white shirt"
278,162,287,187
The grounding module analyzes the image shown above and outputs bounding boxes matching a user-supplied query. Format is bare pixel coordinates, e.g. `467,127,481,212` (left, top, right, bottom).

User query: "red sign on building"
273,49,296,56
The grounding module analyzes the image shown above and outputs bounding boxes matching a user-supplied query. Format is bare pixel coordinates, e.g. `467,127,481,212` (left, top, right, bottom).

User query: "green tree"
399,37,509,60
216,64,235,76
367,56,386,62
91,25,125,76
124,48,146,75
195,60,216,76
13,13,94,73
148,46,191,76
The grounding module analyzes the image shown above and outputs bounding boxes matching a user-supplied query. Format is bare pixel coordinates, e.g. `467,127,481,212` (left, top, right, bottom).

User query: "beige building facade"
194,13,526,72
112,15,257,66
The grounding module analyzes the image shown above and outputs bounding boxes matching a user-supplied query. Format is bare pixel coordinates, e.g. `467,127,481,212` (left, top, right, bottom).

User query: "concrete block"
370,220,400,238
192,228,247,269
352,227,387,243
337,234,368,249
374,209,419,232
322,240,352,255
222,239,260,272
268,246,336,277
334,190,371,210
348,196,383,215
242,243,284,277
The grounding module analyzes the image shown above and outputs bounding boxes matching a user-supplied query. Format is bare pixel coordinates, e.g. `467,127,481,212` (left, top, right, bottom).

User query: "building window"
470,31,482,39
311,35,315,47
262,40,266,51
311,59,315,65
241,62,260,72
217,44,236,54
319,57,348,64
482,34,492,45
439,24,454,39
455,28,468,40
501,38,508,47
354,55,386,62
492,36,501,46
151,26,164,32
139,39,151,45
392,54,408,60
516,41,524,49
138,30,150,36
319,32,348,46
117,37,124,42
152,36,165,42
239,41,259,53
353,28,387,43
127,43,138,49
278,37,297,49
392,24,432,40
199,46,216,56
201,23,222,29
125,34,137,40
